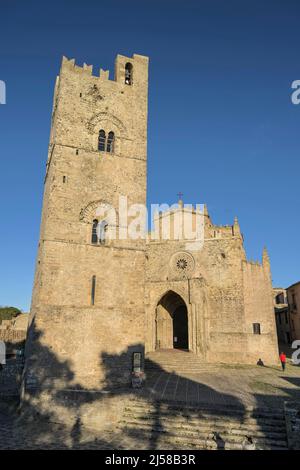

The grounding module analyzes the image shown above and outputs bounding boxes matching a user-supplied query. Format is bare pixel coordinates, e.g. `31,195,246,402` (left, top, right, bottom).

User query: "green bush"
0,307,22,324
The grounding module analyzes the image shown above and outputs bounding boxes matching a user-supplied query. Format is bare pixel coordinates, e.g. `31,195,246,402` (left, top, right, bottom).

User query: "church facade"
24,53,279,395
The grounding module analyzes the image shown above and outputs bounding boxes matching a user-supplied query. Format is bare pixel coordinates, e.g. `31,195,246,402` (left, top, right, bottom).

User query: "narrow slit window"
91,275,96,305
253,323,261,335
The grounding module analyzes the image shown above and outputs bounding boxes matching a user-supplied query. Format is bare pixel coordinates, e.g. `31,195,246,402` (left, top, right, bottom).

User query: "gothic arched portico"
155,290,189,351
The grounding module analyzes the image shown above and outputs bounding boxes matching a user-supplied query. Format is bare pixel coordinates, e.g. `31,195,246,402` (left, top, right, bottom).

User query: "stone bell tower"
25,53,149,393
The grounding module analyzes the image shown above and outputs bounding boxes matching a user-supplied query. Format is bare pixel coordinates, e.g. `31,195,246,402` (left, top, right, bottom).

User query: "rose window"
170,252,195,278
176,259,188,270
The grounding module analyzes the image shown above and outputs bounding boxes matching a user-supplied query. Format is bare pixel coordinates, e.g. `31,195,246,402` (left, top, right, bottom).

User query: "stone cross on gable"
177,192,184,208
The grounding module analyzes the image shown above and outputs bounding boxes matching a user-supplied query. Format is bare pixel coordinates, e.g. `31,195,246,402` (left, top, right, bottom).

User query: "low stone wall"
21,388,133,432
0,314,28,353
0,330,26,344
0,359,24,396
284,401,300,450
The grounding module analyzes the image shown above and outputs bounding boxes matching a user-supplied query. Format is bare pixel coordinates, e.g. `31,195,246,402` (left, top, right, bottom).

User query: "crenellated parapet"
61,56,104,78
60,54,149,83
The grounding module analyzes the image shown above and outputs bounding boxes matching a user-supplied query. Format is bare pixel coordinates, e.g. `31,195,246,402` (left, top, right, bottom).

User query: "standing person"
279,352,287,371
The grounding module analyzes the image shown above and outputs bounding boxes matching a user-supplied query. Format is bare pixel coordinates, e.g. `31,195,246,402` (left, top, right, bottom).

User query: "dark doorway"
156,290,189,351
173,305,188,349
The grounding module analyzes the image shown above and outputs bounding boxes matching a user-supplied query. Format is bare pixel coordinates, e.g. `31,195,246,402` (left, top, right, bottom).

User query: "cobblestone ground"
0,360,299,449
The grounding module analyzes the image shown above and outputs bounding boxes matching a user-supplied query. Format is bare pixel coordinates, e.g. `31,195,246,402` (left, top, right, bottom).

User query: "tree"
0,306,22,324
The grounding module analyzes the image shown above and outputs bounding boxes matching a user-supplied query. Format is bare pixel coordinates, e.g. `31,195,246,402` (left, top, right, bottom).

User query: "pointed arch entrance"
155,291,189,350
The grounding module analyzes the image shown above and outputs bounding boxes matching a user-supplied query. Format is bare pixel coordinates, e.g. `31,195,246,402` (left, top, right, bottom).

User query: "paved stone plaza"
0,357,299,449
143,357,300,409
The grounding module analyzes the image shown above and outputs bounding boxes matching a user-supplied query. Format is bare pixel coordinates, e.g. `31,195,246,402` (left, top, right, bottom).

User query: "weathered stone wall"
273,288,290,344
287,282,300,341
26,54,149,393
25,52,279,412
146,207,278,365
241,258,279,363
0,314,28,352
0,330,26,344
284,401,300,450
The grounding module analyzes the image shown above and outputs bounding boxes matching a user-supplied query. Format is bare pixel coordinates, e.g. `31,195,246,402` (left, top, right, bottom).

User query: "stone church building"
24,53,279,396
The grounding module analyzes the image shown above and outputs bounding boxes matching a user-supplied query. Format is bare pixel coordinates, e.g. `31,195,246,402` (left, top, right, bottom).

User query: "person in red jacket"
279,352,287,371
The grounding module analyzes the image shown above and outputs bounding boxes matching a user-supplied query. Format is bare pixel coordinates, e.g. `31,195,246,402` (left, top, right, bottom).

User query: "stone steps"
124,408,285,425
121,420,287,448
122,412,287,434
145,366,219,373
146,351,204,361
122,411,286,433
120,426,287,450
119,398,288,450
145,351,234,373
125,400,286,420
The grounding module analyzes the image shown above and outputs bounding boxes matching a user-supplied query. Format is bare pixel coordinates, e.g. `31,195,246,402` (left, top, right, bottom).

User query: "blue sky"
0,0,299,311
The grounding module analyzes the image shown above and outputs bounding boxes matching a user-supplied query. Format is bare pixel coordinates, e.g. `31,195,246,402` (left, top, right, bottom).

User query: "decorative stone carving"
169,251,195,279
86,84,104,103
79,200,118,225
86,111,127,137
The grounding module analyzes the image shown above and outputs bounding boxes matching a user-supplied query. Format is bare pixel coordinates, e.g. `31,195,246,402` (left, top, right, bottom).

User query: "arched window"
99,220,108,245
107,131,115,153
91,219,98,244
98,129,106,151
125,63,133,85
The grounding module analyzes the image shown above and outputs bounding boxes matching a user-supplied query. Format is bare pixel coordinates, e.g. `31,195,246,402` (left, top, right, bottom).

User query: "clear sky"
0,0,299,311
